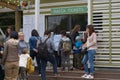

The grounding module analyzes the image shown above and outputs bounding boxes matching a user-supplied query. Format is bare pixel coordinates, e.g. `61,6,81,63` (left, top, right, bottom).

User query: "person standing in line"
58,30,72,71
73,36,83,69
5,27,12,42
19,48,30,80
53,29,62,67
18,32,29,55
70,25,81,47
2,31,19,80
81,25,97,79
29,29,41,76
0,42,4,80
41,31,58,80
70,25,81,68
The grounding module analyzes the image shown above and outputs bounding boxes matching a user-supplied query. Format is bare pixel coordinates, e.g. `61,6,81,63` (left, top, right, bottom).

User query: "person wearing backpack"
58,30,72,71
19,48,31,80
29,29,41,76
40,31,58,80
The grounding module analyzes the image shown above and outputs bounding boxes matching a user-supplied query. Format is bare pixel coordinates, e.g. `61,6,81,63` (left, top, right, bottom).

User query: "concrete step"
46,70,120,79
28,70,120,80
47,76,120,80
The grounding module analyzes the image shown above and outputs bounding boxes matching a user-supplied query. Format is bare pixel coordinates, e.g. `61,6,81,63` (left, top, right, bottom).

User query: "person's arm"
87,33,97,48
36,37,41,49
2,42,8,65
58,40,63,55
29,38,35,51
18,42,21,55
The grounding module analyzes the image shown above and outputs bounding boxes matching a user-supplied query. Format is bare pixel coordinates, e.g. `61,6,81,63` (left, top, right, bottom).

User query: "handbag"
81,47,88,54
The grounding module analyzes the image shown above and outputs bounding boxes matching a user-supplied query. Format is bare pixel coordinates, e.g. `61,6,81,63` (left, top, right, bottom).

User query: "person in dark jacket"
4,27,12,42
70,25,81,68
41,31,58,80
0,43,4,80
29,29,41,76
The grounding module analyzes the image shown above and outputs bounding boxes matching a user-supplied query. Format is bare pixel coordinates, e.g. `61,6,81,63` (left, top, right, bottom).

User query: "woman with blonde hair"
70,24,81,46
18,32,28,55
70,24,81,69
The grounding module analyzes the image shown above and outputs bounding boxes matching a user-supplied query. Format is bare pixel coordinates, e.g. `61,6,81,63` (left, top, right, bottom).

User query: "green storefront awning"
51,6,87,15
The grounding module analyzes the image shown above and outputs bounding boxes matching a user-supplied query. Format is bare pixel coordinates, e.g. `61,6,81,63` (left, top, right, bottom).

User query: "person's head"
44,31,51,38
31,29,39,37
86,25,95,36
54,26,60,35
22,48,28,54
72,24,81,32
18,32,24,41
60,30,66,37
75,36,81,42
6,27,12,37
10,31,18,39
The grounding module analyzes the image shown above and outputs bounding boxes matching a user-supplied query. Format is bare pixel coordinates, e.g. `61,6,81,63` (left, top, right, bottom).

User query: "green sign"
51,6,87,15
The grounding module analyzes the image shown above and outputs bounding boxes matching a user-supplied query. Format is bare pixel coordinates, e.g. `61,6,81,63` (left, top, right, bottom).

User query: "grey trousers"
61,52,71,70
19,67,28,80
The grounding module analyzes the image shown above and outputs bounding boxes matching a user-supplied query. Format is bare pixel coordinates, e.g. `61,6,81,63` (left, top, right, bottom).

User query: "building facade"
23,0,88,41
0,0,120,68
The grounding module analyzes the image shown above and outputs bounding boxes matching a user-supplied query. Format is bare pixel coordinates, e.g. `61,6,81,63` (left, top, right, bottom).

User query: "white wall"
23,14,45,42
39,14,45,38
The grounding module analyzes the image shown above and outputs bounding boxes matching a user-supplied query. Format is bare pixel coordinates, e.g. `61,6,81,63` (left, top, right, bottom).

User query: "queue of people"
0,24,97,80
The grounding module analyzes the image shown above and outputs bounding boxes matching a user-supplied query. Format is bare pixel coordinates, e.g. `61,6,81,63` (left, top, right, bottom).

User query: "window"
46,14,87,32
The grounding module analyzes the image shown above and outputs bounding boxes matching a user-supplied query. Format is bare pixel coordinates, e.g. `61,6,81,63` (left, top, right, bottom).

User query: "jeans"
82,50,96,75
0,64,4,80
30,50,41,74
41,54,58,80
54,51,61,67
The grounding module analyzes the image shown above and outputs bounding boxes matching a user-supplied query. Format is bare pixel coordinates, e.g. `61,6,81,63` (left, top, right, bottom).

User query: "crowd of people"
0,24,97,80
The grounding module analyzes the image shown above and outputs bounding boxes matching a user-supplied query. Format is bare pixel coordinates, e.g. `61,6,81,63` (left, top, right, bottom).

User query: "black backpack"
38,38,49,60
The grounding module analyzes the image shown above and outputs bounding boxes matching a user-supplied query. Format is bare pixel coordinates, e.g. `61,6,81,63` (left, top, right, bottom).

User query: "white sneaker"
81,74,88,78
85,75,94,79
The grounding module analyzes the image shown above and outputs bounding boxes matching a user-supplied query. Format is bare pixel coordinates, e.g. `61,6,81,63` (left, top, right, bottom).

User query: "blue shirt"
18,40,28,55
29,36,40,51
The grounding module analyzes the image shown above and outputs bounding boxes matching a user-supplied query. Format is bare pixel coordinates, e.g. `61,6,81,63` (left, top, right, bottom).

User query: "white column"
88,0,92,25
87,0,91,68
35,0,40,30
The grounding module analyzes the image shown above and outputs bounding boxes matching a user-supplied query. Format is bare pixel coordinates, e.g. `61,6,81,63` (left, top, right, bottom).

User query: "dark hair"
54,26,60,34
60,30,66,36
31,29,39,37
5,27,12,37
10,31,18,39
86,25,95,36
71,24,80,34
44,30,51,35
